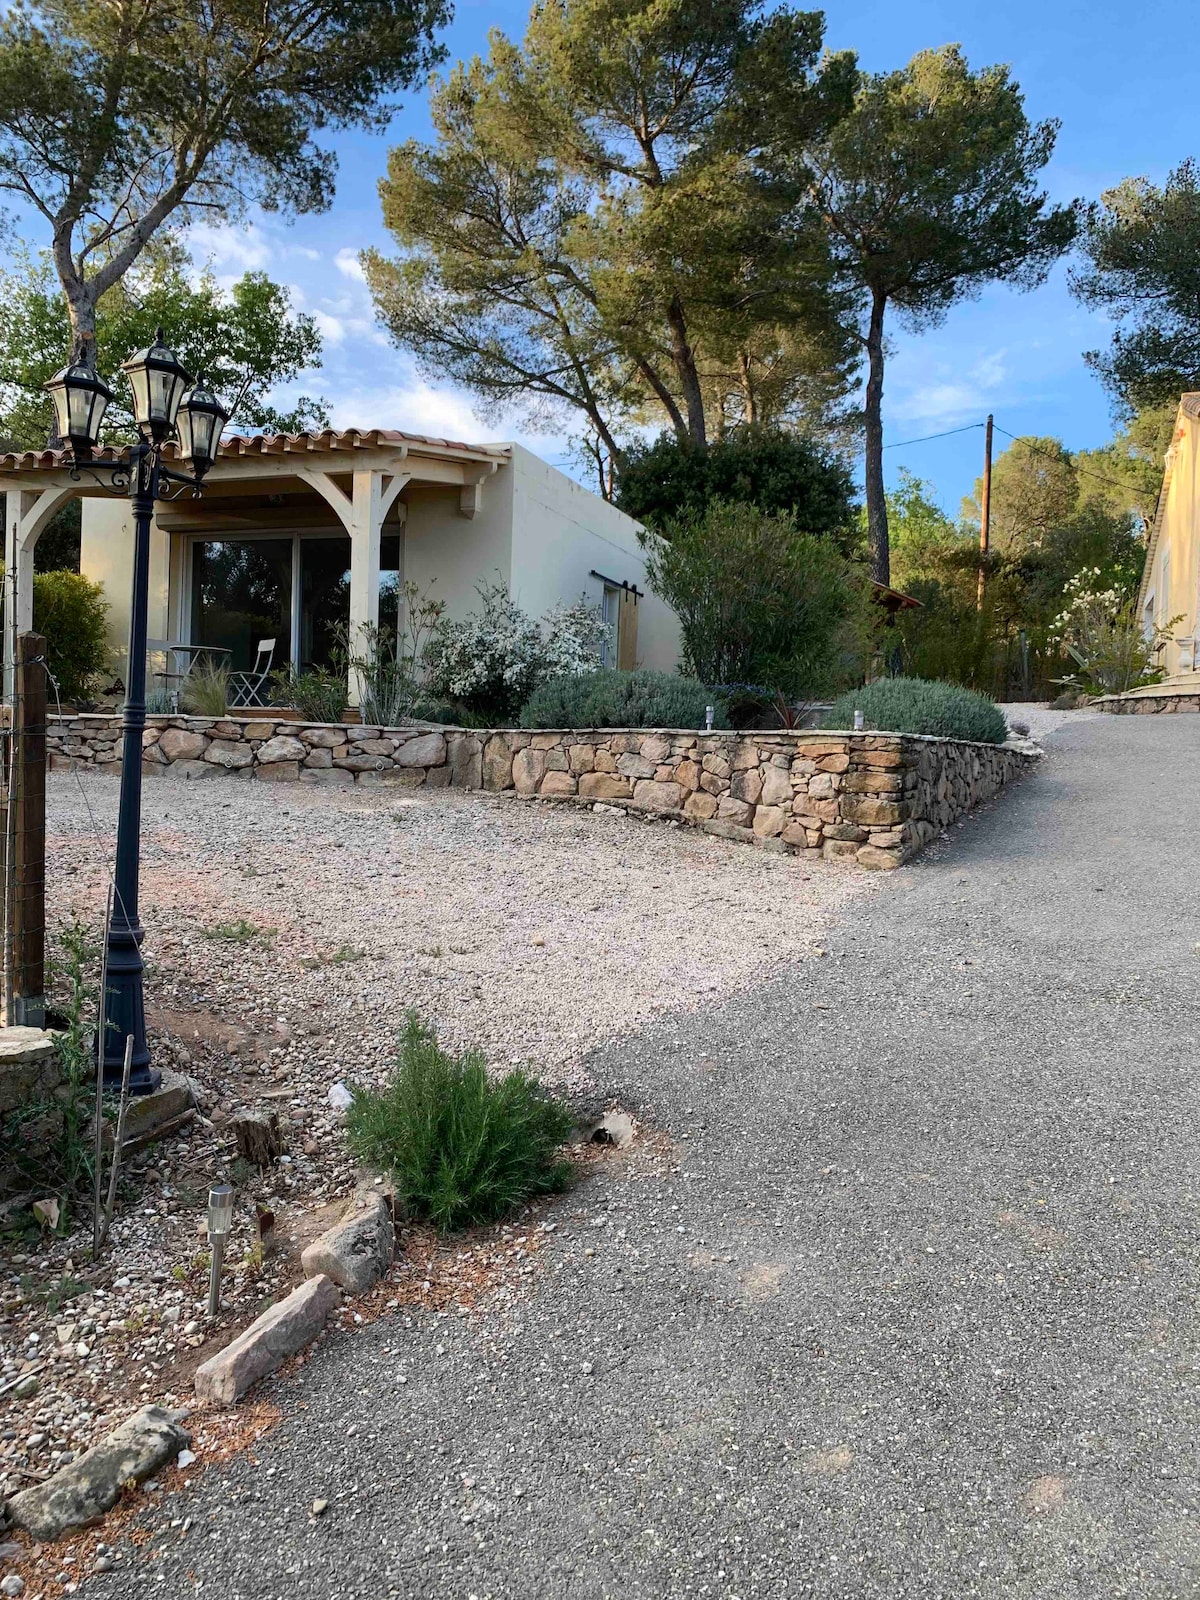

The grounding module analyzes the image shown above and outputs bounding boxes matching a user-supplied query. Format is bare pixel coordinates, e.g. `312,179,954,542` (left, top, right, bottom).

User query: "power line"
991,422,1148,498
882,421,985,451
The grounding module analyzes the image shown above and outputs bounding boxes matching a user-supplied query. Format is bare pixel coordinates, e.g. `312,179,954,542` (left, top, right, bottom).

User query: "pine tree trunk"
666,296,706,445
863,291,889,587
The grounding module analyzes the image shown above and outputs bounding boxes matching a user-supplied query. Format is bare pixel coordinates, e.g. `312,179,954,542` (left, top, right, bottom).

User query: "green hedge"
33,570,109,705
518,669,723,730
820,676,1008,744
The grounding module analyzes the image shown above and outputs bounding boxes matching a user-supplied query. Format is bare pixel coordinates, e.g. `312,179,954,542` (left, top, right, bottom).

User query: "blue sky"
178,0,1190,512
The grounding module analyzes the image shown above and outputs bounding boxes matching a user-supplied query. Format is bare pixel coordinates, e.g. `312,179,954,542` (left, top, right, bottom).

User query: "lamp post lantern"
46,331,229,1093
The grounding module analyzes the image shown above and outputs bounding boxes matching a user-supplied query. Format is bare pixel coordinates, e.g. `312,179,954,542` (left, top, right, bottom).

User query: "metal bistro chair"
228,639,277,709
147,640,232,710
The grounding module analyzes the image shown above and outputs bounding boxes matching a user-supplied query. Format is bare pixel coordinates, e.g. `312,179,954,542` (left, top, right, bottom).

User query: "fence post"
12,631,46,1026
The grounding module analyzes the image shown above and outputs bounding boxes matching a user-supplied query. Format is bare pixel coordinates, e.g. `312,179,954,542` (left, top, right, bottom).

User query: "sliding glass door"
190,539,293,673
187,531,403,675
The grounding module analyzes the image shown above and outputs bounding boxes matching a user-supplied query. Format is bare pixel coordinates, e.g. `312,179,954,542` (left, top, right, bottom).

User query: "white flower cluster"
1048,568,1125,642
425,581,610,712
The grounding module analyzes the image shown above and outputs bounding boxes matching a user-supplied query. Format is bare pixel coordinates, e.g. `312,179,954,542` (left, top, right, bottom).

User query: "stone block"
482,734,516,791
823,838,859,860
683,790,719,820
780,821,811,848
857,844,903,871
6,1405,190,1541
354,738,396,756
674,759,701,791
254,761,301,782
632,779,681,812
303,747,333,768
335,753,394,772
639,734,671,763
168,759,218,781
513,747,547,795
730,769,762,805
158,728,207,762
300,727,346,748
823,822,867,842
752,805,786,838
568,744,595,775
194,1275,339,1405
448,734,483,788
731,741,760,771
842,769,904,794
256,734,306,764
531,733,563,751
701,818,755,844
579,772,633,801
593,748,618,773
301,1190,392,1294
540,770,577,797
241,721,276,739
425,765,452,789
815,753,850,773
204,739,254,769
716,795,753,825
616,752,656,780
759,766,792,807
842,795,908,826
702,753,731,779
396,732,446,768
299,767,355,787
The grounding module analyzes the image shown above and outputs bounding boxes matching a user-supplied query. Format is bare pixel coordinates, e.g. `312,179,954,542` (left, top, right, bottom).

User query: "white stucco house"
0,428,679,700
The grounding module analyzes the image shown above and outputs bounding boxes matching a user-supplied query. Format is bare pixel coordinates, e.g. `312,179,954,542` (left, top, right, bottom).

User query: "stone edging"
48,714,1038,871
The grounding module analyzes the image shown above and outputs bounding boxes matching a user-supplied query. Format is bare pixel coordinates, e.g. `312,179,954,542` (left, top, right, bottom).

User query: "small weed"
19,1274,89,1314
206,919,277,948
229,1156,254,1189
345,1011,574,1231
323,943,368,965
241,1239,265,1279
420,944,443,959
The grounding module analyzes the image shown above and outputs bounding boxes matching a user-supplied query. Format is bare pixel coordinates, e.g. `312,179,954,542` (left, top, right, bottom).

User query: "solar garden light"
853,708,865,731
705,704,714,732
45,333,229,1096
206,1183,235,1316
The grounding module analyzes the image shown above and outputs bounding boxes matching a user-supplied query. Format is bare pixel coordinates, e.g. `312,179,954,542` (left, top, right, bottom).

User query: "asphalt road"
101,713,1200,1600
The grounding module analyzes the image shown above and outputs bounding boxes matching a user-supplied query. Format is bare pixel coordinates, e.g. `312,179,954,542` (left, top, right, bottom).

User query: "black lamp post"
45,333,229,1093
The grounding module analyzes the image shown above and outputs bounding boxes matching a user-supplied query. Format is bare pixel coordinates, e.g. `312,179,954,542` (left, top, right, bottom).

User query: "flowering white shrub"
423,581,610,720
1049,568,1178,695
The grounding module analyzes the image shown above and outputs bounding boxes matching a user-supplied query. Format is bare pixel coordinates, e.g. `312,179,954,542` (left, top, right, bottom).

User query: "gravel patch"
1,773,868,1506
998,701,1102,744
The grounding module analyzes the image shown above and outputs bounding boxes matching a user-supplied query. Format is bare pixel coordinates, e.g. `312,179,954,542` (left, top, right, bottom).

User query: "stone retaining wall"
1095,691,1200,715
48,714,1036,870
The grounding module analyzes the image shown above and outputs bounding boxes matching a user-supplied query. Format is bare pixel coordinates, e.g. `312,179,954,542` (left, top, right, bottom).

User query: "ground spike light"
206,1183,235,1316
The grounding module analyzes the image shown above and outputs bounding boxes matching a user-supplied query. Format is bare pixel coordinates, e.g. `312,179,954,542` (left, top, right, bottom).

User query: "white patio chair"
228,639,277,708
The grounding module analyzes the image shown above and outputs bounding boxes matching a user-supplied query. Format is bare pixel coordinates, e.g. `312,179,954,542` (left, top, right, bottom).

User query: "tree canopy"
615,428,856,547
1073,159,1200,428
364,0,858,481
0,241,327,450
0,0,449,375
783,45,1079,584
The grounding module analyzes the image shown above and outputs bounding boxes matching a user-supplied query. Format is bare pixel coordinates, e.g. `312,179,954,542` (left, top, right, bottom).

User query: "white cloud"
311,309,347,345
186,220,274,273
335,247,367,282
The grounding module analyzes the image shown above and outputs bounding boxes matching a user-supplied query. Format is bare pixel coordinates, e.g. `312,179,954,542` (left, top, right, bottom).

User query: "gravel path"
82,712,1200,1599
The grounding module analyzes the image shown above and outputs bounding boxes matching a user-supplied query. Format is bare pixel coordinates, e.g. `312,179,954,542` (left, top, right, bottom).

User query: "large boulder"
395,732,446,768
6,1406,190,1541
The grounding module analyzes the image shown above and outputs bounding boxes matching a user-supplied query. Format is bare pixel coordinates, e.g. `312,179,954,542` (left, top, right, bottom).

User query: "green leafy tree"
0,242,327,450
641,499,850,694
1072,159,1200,428
785,46,1079,584
616,428,856,548
364,0,856,481
0,0,448,388
33,569,109,703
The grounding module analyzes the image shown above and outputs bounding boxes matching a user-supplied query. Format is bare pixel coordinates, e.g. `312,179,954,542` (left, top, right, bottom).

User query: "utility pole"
977,413,993,610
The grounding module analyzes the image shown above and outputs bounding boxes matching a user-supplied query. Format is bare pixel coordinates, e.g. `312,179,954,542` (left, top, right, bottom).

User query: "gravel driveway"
79,713,1200,1597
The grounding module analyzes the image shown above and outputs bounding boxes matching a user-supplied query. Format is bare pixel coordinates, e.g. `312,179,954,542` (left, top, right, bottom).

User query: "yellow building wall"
79,500,172,681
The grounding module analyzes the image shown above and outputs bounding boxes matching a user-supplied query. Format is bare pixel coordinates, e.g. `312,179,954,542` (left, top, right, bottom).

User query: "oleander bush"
821,676,1008,744
345,1013,575,1231
519,667,723,729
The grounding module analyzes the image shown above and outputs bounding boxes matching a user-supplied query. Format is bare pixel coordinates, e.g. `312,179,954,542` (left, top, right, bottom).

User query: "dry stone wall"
48,715,1036,870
